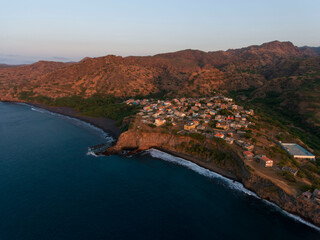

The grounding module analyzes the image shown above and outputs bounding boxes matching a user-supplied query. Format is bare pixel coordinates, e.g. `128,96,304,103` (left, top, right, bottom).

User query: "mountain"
0,64,18,68
300,46,320,56
0,41,320,149
0,40,313,100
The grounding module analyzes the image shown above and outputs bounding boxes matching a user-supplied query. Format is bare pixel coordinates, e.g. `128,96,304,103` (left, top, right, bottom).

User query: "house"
235,115,241,121
258,155,273,167
214,133,224,139
216,122,229,130
243,151,254,160
184,123,196,131
126,99,135,105
215,115,223,121
247,109,254,115
224,97,233,102
174,111,186,117
231,105,238,110
191,106,199,112
140,99,148,105
207,103,213,107
193,120,200,126
225,137,234,144
220,104,227,109
143,106,152,112
235,140,245,147
152,111,162,118
196,125,206,131
154,118,166,127
209,110,216,115
243,143,254,151
230,123,242,129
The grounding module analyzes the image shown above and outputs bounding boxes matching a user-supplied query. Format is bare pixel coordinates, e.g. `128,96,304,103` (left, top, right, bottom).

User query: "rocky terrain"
1,41,319,134
0,41,317,100
105,128,320,227
1,40,320,227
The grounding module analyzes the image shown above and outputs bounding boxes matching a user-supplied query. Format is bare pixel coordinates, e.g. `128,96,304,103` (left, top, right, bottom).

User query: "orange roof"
214,133,224,138
243,151,253,156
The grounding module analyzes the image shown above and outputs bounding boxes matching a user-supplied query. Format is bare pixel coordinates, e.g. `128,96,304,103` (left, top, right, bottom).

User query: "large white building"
280,142,316,160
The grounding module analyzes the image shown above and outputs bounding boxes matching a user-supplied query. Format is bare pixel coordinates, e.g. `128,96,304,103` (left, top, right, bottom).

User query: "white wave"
86,150,100,158
25,104,112,140
260,198,320,232
146,149,320,232
31,107,46,113
146,149,258,196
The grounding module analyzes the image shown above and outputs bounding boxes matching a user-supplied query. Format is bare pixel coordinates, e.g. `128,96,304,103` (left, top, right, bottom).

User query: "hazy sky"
1,0,319,64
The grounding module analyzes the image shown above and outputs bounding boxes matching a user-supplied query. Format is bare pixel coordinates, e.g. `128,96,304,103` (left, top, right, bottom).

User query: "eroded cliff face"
106,130,190,152
105,129,320,227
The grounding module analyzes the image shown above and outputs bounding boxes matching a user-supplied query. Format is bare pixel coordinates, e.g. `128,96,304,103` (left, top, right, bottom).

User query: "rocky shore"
3,100,319,228
105,129,320,228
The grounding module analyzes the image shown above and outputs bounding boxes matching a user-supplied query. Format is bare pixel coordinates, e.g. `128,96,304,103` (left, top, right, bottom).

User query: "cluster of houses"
126,95,254,135
126,96,316,172
243,151,274,168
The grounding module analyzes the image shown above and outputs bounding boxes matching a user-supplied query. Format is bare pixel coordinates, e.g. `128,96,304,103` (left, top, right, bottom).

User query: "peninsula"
1,41,320,227
104,95,320,227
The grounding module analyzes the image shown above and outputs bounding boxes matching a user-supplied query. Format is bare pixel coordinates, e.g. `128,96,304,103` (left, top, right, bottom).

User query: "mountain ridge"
0,41,320,141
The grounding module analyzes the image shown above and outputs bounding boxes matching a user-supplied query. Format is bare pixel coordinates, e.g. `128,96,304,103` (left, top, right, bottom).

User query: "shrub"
279,171,296,182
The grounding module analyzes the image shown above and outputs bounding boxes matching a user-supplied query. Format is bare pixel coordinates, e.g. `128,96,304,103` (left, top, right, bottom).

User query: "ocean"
0,102,319,240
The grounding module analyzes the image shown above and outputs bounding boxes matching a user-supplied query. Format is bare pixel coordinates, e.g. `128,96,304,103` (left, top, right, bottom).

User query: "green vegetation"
184,133,206,141
53,94,140,125
218,109,234,116
209,119,217,128
279,171,296,183
18,93,140,127
244,132,252,139
178,142,236,165
230,87,320,152
18,91,35,100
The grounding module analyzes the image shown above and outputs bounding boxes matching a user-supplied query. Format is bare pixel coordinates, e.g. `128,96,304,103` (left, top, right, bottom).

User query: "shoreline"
154,147,238,180
2,100,320,230
8,101,122,139
146,148,320,232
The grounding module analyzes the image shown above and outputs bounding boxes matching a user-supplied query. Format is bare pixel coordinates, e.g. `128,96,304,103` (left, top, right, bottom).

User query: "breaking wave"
24,104,115,158
86,150,99,158
146,149,257,196
146,149,320,232
27,105,110,139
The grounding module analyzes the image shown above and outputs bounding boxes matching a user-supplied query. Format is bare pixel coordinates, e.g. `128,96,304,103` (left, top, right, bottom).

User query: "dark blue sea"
0,102,319,240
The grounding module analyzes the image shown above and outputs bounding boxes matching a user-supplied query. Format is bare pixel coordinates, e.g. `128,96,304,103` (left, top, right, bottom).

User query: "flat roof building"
280,142,315,160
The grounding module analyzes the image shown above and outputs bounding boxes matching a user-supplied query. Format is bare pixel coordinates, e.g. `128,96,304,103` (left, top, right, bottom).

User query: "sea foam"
28,105,110,139
146,148,320,232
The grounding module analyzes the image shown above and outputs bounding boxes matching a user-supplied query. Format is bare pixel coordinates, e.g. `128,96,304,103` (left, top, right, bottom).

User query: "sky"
1,0,320,64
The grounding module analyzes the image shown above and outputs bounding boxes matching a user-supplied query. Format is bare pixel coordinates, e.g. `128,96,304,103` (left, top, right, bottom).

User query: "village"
125,95,320,204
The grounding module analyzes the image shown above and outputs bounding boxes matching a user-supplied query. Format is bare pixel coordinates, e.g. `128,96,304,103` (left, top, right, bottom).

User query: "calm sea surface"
0,102,319,240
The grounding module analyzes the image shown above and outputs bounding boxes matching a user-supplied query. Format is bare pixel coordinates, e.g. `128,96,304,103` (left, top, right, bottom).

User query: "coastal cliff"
105,129,320,227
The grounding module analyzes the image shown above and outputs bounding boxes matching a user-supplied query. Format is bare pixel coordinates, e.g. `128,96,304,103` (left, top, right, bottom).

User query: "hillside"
0,41,314,100
0,40,320,151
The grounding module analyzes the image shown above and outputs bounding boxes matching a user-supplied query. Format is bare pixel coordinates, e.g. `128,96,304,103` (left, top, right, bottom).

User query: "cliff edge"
105,129,320,227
